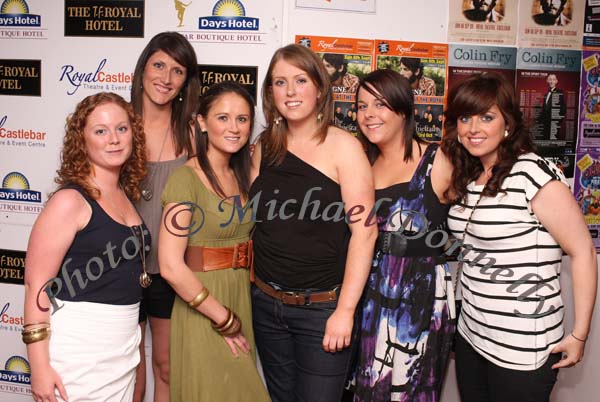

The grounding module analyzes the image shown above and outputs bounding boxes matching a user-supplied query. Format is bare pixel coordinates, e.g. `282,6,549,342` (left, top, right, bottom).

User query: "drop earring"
457,135,462,144
178,92,183,102
274,116,282,125
504,129,509,138
317,112,323,124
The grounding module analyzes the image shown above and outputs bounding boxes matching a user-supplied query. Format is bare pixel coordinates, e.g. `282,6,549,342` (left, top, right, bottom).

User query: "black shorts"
139,274,176,322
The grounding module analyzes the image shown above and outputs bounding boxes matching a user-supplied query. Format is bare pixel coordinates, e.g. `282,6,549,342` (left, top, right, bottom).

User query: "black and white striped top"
447,153,568,371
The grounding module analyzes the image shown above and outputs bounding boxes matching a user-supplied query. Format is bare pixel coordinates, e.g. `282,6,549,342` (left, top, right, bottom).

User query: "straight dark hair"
356,69,423,164
131,31,200,156
441,72,536,203
195,81,254,199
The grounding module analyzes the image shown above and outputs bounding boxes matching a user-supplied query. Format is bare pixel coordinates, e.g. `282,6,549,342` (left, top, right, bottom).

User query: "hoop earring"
317,112,323,124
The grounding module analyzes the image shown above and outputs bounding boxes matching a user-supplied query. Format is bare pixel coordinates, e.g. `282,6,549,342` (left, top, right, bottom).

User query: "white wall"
1,1,598,401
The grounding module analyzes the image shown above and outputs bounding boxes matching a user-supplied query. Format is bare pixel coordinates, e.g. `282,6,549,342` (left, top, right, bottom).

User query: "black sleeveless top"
250,152,351,289
55,185,149,305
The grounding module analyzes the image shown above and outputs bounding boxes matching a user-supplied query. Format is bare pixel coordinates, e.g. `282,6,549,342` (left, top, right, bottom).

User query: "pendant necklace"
142,125,170,201
92,178,152,288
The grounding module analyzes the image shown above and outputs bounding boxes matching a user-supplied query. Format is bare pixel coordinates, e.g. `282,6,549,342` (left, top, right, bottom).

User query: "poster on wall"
296,35,374,135
64,0,145,38
198,64,258,103
516,48,581,161
294,0,376,13
583,0,600,47
448,0,517,45
518,0,584,50
0,285,30,399
448,44,516,91
374,40,448,142
574,151,600,250
578,51,600,149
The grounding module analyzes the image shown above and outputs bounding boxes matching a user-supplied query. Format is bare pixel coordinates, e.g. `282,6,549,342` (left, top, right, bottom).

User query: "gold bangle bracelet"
188,288,210,309
22,329,50,345
221,315,242,337
212,308,233,331
22,326,50,337
23,321,50,328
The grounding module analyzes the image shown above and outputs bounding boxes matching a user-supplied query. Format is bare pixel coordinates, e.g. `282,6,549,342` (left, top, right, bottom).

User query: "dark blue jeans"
251,284,354,402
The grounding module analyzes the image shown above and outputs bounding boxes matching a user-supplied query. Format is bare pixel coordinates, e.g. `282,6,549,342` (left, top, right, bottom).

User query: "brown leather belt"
253,276,340,306
185,240,253,273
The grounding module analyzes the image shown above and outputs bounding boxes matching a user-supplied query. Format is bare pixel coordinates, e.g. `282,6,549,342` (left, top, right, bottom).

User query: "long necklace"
92,178,152,288
142,125,170,201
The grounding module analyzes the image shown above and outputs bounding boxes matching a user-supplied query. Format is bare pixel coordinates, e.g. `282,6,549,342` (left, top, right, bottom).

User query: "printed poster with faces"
574,150,600,250
373,40,448,142
516,48,581,177
448,0,518,45
518,0,584,49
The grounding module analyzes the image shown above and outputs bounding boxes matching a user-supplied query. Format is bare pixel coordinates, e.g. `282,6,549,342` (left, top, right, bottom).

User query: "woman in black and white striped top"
441,72,597,402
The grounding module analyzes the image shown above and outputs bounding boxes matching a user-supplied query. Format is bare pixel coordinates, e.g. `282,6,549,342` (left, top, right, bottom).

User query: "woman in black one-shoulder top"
249,44,377,402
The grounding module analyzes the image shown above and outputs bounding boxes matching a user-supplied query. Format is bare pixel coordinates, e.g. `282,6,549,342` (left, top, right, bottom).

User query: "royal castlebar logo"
199,0,258,31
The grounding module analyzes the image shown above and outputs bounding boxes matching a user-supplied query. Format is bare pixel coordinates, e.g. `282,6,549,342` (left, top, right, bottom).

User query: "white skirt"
49,299,141,402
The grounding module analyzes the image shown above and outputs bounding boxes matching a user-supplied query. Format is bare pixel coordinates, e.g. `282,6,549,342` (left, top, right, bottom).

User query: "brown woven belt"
253,276,340,306
185,240,253,273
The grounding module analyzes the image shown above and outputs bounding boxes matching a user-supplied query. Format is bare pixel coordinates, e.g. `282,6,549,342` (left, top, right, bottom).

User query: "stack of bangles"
187,287,242,338
22,322,51,344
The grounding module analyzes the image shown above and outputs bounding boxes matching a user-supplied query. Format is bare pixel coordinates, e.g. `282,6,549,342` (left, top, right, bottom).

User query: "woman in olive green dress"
158,82,270,402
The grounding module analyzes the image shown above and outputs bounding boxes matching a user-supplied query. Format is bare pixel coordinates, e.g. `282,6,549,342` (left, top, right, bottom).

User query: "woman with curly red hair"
24,92,149,402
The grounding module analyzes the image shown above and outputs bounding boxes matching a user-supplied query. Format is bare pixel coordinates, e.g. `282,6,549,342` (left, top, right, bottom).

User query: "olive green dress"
162,166,270,402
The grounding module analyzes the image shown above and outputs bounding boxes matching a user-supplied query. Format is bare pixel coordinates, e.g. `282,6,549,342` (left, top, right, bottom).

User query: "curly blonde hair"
55,92,147,201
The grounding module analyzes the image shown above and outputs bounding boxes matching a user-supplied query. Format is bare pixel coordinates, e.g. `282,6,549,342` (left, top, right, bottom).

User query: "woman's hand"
322,308,353,353
551,334,586,369
31,364,68,402
223,331,250,357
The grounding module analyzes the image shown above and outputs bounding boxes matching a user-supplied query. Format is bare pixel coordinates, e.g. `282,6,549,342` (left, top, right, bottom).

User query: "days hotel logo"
0,172,42,216
59,58,134,95
0,0,40,27
198,0,258,31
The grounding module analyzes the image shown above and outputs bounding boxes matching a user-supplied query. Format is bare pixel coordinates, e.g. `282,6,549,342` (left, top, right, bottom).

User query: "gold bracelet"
23,321,50,328
22,325,50,337
212,308,234,331
221,315,242,337
188,288,210,309
22,328,50,344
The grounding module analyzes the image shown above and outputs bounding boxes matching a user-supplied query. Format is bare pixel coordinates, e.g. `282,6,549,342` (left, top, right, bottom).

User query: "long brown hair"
441,72,535,203
130,31,199,156
194,82,254,198
261,44,333,165
356,69,423,164
56,92,147,201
